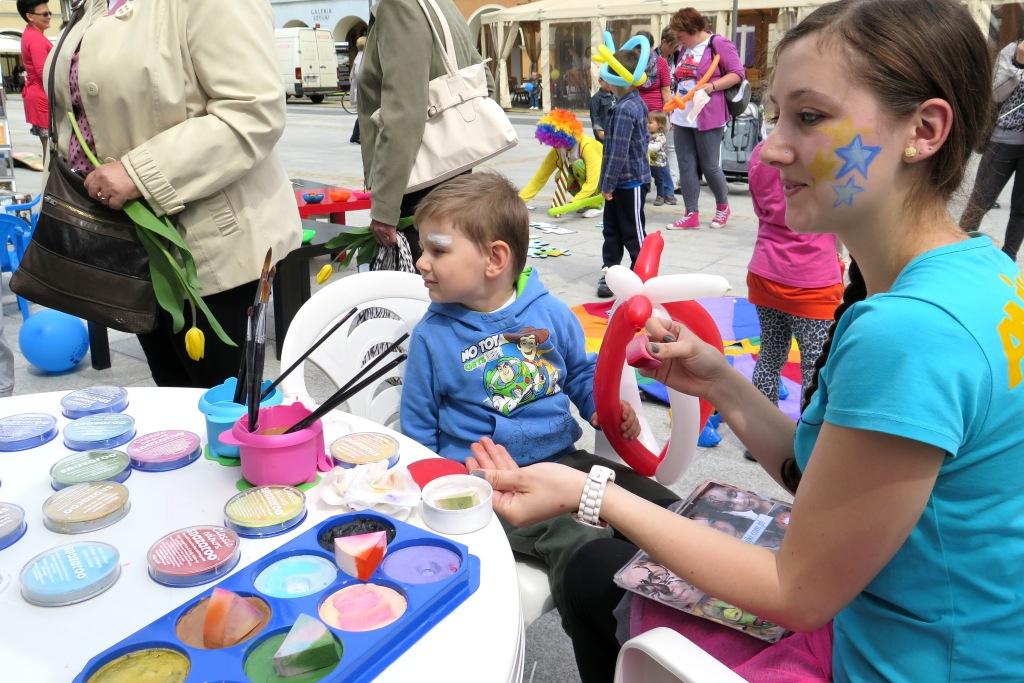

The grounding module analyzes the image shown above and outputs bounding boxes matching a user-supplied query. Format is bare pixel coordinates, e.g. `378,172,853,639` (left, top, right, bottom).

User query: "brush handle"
284,353,408,434
233,308,255,404
260,307,357,401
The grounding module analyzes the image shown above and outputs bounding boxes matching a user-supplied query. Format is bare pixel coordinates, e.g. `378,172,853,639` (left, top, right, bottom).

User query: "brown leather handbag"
11,4,158,333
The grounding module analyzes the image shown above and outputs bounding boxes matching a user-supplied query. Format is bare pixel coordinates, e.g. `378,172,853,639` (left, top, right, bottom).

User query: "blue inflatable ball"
18,309,89,373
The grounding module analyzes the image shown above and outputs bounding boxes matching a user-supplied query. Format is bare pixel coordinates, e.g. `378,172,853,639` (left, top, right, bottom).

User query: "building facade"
270,0,533,45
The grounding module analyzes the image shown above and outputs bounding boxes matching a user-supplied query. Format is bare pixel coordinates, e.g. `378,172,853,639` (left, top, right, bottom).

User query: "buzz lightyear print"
462,326,562,416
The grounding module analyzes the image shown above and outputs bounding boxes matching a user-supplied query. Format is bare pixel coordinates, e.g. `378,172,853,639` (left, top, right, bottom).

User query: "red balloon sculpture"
593,233,728,481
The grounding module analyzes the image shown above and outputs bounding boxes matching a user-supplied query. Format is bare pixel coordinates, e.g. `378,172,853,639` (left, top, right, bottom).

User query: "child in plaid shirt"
597,48,651,299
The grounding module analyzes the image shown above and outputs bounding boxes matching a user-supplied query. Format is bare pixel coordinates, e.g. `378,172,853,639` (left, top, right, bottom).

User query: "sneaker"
710,204,731,229
597,275,613,298
673,186,682,195
665,195,677,205
653,196,665,207
582,207,602,218
667,211,700,230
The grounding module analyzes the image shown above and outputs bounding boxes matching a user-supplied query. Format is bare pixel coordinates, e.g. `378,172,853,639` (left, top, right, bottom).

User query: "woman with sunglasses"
17,1,52,153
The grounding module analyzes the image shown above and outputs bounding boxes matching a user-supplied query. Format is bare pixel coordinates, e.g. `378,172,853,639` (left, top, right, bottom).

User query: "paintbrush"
260,306,358,401
247,273,273,432
232,249,272,403
284,353,408,434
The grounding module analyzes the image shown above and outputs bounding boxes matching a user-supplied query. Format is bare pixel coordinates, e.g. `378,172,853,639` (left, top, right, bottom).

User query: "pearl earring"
904,145,918,159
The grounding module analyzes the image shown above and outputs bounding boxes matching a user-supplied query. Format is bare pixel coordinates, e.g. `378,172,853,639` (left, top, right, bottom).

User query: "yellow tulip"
316,264,334,285
185,326,205,361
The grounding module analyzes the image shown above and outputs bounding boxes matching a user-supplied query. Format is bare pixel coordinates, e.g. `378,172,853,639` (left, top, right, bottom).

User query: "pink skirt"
630,596,834,682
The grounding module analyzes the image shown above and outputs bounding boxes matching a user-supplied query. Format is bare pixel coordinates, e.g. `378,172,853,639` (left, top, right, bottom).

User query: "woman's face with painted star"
760,35,911,235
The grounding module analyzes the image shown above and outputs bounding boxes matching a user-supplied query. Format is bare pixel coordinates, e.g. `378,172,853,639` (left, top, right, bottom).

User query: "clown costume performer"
519,109,604,218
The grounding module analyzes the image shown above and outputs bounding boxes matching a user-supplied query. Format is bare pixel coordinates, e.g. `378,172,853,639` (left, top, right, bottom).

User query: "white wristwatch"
576,465,616,528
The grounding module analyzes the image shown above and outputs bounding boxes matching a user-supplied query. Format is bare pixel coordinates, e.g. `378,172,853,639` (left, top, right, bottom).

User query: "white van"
275,27,339,104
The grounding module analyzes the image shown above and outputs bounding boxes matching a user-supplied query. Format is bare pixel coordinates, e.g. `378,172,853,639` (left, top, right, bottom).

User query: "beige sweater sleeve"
121,0,285,216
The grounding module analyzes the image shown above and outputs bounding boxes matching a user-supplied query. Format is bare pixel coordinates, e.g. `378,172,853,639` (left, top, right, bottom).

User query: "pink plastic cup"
217,403,330,487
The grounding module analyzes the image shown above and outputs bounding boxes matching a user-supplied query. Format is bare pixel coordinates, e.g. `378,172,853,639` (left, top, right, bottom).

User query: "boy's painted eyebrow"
425,233,453,247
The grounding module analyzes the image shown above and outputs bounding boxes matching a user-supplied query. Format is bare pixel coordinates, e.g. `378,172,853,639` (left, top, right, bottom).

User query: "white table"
0,388,524,682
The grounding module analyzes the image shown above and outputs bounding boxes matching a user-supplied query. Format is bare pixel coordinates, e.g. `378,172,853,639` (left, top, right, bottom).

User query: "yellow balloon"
550,68,560,80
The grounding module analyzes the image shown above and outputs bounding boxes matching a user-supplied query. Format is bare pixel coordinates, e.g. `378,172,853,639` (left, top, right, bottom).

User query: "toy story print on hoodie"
401,269,598,465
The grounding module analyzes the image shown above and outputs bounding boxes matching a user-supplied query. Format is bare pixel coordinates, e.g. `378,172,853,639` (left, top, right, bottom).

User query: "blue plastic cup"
198,377,284,458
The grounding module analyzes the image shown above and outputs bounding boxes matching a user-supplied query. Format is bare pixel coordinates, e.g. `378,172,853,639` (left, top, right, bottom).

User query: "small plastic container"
0,413,58,452
49,450,132,490
42,482,131,534
147,525,241,587
20,541,121,607
330,432,400,469
127,430,201,472
63,414,136,451
420,474,494,535
60,386,129,419
0,502,27,551
223,485,307,538
197,377,284,458
217,402,329,487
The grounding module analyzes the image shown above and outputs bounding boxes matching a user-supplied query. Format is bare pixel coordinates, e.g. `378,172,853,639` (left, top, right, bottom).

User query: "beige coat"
45,0,301,296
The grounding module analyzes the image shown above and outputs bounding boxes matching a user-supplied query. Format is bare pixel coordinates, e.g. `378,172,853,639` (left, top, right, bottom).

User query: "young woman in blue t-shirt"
467,1,1024,680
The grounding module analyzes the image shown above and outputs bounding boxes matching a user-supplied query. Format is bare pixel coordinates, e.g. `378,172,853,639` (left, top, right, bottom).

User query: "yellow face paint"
820,118,872,149
807,150,839,186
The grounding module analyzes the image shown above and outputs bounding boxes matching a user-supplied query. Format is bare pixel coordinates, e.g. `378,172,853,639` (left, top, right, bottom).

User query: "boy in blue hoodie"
401,172,676,617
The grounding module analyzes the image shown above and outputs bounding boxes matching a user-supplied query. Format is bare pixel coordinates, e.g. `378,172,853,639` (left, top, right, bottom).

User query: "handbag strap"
46,0,87,153
415,0,460,77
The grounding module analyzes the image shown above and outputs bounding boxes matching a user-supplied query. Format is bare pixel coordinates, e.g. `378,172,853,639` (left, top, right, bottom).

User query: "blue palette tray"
73,512,480,683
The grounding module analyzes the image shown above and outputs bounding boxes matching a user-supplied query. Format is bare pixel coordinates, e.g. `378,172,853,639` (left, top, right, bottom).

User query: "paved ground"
2,96,1014,682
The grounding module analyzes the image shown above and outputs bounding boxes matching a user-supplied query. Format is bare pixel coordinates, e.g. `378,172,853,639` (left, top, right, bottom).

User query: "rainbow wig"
536,109,583,149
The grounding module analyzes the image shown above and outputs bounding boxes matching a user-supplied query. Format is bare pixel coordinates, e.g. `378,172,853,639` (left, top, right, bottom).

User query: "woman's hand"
83,161,141,210
465,437,586,527
370,219,398,246
641,317,732,401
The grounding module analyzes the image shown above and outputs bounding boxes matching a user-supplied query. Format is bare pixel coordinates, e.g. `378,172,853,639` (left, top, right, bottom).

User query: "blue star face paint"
834,134,882,180
833,176,865,207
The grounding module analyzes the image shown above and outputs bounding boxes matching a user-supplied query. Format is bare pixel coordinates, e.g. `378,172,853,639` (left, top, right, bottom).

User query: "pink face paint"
318,584,407,631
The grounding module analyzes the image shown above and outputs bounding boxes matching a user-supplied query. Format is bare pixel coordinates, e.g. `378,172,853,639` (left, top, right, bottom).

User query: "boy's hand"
603,191,614,201
619,400,641,439
589,400,641,439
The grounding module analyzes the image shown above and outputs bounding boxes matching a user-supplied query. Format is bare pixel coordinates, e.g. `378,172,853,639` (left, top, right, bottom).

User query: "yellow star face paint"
807,151,839,186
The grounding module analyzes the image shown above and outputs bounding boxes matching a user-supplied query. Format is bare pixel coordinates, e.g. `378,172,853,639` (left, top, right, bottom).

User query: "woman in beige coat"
45,0,301,388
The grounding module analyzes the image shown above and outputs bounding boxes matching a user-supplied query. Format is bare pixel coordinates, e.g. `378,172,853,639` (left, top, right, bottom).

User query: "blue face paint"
834,134,882,180
833,176,865,207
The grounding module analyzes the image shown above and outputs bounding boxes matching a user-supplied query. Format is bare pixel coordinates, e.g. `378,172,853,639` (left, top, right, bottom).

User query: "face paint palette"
73,512,480,683
329,432,400,469
127,430,202,472
63,414,137,451
60,386,130,419
0,502,27,550
0,412,59,451
223,485,307,538
49,450,132,490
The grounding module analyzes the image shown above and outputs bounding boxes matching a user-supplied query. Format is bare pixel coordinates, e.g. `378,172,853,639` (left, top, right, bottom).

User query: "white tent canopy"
483,0,993,110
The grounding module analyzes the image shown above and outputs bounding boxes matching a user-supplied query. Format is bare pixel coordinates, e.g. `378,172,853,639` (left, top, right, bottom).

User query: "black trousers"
137,280,258,388
349,118,360,144
563,537,644,683
602,185,648,269
960,140,1024,261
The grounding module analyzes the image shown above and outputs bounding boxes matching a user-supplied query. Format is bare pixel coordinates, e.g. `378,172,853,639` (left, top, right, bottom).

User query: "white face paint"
425,233,453,248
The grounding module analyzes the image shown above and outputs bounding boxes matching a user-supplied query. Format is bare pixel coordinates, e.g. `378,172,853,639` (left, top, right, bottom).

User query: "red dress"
21,24,52,130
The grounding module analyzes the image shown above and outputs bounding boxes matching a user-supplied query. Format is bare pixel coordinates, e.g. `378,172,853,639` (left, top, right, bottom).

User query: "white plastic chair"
278,270,556,625
613,627,744,683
